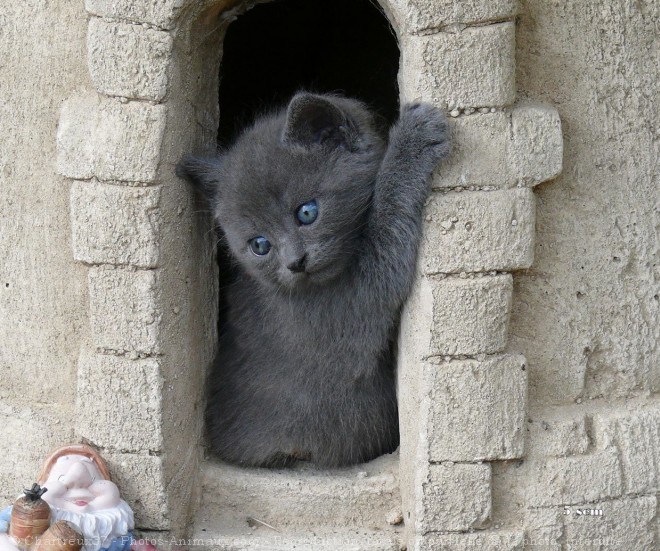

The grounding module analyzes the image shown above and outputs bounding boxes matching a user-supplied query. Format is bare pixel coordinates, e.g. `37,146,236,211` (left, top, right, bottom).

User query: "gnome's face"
41,455,121,513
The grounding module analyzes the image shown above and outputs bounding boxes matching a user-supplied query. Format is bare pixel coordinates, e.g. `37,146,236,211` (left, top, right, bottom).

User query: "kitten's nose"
287,254,307,273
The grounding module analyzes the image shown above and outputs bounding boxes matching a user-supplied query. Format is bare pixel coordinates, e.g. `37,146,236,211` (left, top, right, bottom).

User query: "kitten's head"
177,92,386,290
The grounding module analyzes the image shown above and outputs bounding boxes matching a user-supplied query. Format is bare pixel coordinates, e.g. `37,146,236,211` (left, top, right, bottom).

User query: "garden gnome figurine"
0,444,134,551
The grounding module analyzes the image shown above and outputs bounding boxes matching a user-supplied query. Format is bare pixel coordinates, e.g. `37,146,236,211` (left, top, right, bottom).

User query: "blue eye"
296,200,318,225
249,236,271,256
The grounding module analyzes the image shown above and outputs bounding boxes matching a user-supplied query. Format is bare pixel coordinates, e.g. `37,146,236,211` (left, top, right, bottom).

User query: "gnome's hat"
37,444,112,484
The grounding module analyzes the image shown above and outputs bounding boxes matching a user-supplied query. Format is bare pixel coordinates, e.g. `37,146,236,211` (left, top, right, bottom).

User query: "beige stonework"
417,462,491,532
88,18,174,101
388,0,518,33
527,414,590,458
88,266,162,355
85,0,184,29
423,355,527,462
70,181,161,268
76,351,165,452
57,93,167,182
434,103,563,190
401,22,516,109
427,274,513,356
420,188,536,274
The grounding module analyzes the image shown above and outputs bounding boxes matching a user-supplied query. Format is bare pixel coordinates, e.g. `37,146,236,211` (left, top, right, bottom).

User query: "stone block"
510,102,563,186
424,354,527,461
524,508,562,551
200,452,399,530
85,0,182,29
433,103,563,189
71,181,161,268
88,266,161,354
88,18,173,101
563,496,656,551
421,188,535,274
57,93,166,183
397,276,429,538
76,351,164,452
415,530,524,551
95,99,167,182
593,409,660,494
417,462,491,533
401,23,515,109
56,93,99,179
526,449,623,507
429,274,512,356
103,451,169,529
390,0,518,33
527,415,590,458
435,111,509,189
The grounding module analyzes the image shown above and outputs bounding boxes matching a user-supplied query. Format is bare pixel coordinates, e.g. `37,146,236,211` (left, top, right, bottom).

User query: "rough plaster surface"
76,351,165,452
0,404,75,504
401,22,516,109
433,103,562,190
427,274,513,356
525,448,624,507
509,0,659,406
593,407,660,494
88,18,173,101
85,0,184,29
415,530,524,551
563,495,656,551
417,462,491,533
58,93,167,183
526,414,590,458
0,0,89,503
192,453,404,549
70,181,161,268
399,0,517,32
103,451,170,529
497,1,659,548
196,452,400,532
88,266,162,355
421,188,536,274
184,529,401,551
424,355,527,462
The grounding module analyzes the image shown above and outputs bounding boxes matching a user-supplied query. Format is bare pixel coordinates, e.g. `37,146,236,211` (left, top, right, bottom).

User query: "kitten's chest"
230,278,388,358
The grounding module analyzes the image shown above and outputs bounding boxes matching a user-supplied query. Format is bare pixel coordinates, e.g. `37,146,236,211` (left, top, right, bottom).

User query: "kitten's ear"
176,154,223,206
283,93,355,150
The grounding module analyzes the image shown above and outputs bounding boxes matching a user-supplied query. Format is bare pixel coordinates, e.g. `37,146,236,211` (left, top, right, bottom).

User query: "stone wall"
392,0,563,548
502,1,660,549
0,0,656,548
0,0,89,507
55,0,223,531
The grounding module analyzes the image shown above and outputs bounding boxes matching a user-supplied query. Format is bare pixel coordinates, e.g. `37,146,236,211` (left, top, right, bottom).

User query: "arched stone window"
57,0,562,547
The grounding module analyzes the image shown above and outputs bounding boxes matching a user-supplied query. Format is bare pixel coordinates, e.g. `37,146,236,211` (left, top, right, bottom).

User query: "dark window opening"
217,0,400,146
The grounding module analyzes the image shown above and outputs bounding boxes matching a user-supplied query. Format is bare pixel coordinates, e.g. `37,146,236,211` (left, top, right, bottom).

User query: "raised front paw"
397,103,450,163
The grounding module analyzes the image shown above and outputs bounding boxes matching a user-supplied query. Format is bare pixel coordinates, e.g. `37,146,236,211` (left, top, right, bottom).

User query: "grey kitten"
177,92,449,467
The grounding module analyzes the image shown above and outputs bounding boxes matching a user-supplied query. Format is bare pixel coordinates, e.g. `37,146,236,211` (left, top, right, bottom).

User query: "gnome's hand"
0,507,11,533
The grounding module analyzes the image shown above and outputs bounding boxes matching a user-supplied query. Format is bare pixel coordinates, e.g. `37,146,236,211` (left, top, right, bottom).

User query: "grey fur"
177,92,449,467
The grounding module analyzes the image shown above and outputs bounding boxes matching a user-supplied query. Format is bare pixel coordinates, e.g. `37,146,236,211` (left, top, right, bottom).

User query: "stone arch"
56,0,562,546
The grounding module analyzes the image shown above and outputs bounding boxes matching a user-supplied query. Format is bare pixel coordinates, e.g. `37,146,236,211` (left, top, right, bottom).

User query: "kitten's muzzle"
287,253,308,273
